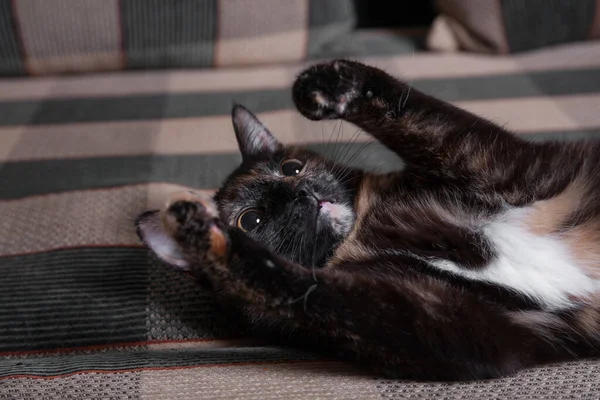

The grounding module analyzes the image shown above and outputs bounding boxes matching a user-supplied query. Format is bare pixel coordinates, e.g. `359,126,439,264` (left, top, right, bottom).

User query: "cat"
136,59,600,381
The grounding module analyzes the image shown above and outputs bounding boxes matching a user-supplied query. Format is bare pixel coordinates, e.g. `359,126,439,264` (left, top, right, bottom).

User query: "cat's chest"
429,207,600,311
337,191,600,311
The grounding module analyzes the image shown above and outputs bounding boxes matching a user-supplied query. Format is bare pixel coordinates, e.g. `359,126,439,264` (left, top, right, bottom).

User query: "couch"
2,1,600,398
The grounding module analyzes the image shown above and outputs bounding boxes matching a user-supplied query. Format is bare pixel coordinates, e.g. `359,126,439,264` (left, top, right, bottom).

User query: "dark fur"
137,60,600,381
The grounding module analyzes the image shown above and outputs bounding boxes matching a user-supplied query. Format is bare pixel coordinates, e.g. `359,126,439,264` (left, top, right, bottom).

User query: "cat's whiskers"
336,126,364,167
341,137,374,167
330,120,346,162
268,224,290,255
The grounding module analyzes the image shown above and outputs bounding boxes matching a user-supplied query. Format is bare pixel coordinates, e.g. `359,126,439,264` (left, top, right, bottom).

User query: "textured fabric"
213,0,308,67
428,0,600,54
0,0,24,76
14,0,123,75
1,38,600,398
0,0,356,76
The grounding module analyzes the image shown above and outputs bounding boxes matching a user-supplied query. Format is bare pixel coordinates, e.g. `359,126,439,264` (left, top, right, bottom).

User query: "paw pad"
162,190,228,260
292,60,363,121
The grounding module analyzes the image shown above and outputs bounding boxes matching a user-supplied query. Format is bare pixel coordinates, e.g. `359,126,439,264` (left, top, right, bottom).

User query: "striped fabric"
2,37,600,398
427,0,600,54
0,0,355,76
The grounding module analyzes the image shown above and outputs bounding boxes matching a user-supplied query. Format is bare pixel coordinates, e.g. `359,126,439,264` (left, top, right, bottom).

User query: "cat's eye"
237,208,264,232
280,159,304,176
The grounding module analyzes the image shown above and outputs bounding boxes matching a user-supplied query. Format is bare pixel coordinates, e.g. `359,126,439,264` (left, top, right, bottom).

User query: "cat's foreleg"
137,191,568,381
293,60,582,201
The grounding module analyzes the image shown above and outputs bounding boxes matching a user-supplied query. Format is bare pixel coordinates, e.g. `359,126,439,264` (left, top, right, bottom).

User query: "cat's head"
214,104,359,267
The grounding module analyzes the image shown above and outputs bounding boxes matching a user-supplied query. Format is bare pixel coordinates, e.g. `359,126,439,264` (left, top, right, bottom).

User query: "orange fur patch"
209,225,228,260
523,180,600,279
524,182,583,235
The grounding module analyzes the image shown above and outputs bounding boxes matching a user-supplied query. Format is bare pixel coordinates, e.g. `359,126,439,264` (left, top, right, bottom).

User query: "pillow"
427,0,600,53
0,0,356,76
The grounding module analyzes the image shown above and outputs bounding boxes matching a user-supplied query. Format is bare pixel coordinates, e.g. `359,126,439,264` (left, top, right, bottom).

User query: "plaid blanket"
0,0,355,76
2,38,600,398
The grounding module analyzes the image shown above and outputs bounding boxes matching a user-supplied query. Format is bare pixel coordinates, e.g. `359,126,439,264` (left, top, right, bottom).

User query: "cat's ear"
136,211,190,270
232,104,280,159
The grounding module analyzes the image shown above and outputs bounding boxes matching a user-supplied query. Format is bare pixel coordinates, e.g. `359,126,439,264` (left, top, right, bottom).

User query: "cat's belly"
429,207,600,311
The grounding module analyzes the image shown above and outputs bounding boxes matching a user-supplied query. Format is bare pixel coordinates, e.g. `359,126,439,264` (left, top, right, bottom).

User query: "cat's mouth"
318,199,335,209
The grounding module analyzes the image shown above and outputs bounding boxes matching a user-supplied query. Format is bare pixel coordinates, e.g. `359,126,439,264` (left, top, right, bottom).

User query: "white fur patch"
430,207,599,310
318,202,354,237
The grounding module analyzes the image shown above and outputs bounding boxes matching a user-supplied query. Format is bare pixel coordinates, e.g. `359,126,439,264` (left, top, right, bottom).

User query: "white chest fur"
429,207,599,310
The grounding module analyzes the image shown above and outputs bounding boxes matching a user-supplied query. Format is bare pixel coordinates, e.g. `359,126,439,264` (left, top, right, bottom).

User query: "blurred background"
1,1,600,398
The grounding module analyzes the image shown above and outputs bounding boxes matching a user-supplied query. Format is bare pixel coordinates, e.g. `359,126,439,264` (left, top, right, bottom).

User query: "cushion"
427,0,600,53
2,37,600,397
0,0,355,76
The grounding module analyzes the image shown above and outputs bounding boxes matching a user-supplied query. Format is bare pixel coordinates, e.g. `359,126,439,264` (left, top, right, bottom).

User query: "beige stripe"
0,110,366,161
215,30,308,67
214,0,308,67
461,94,600,133
434,0,509,53
3,41,600,100
0,128,22,160
14,0,122,75
24,52,124,76
140,361,381,400
0,184,214,257
2,94,600,162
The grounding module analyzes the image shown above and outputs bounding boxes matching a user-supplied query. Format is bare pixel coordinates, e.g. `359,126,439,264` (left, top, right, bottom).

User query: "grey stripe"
307,0,356,57
3,130,600,199
309,30,422,60
0,248,148,353
502,0,596,52
1,68,600,126
121,0,216,69
0,141,402,199
0,347,322,378
0,0,24,76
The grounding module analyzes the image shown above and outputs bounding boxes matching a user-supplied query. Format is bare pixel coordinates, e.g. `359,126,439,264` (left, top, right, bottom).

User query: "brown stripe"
2,95,600,162
3,42,600,100
0,338,247,358
591,0,600,38
116,0,126,68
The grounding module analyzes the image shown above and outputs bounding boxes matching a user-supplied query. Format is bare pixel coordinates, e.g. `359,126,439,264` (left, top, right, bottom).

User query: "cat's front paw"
136,190,229,271
162,190,228,262
292,59,367,121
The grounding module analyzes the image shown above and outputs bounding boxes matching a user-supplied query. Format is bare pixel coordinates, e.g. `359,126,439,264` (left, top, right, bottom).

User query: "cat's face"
214,105,357,267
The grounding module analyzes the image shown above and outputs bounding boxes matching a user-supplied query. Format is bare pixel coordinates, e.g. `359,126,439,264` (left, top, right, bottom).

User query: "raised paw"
292,59,368,121
136,190,228,270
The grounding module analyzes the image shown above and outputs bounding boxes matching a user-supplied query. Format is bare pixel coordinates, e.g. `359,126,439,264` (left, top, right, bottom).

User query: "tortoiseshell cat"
136,60,600,381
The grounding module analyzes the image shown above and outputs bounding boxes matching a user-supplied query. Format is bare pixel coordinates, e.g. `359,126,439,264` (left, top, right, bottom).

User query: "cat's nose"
294,183,312,199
